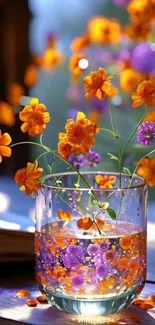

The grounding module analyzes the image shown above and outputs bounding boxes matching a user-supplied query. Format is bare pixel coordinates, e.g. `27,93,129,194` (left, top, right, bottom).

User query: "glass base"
40,285,143,316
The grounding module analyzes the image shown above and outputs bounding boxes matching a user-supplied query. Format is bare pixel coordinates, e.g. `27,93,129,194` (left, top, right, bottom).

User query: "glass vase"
35,172,147,316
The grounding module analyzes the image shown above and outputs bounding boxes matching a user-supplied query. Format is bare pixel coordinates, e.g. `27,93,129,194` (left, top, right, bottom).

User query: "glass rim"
41,171,147,192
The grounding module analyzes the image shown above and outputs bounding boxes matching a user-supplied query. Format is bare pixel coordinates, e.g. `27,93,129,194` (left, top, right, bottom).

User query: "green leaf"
107,208,116,220
107,153,119,162
122,167,132,176
47,164,52,173
92,200,98,206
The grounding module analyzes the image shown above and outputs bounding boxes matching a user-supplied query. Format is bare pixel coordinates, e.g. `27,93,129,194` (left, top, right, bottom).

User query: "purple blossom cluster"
137,122,155,146
68,149,101,169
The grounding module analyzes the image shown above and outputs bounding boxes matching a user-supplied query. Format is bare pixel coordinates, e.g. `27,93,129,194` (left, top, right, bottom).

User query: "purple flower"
96,263,109,279
131,43,155,74
62,254,80,269
137,122,155,145
87,244,100,256
72,275,84,289
100,241,110,252
68,153,85,169
66,245,84,262
86,150,101,167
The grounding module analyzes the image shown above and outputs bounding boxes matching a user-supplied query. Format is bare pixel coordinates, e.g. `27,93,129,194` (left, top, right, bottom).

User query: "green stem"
36,151,53,162
129,148,155,187
119,107,147,187
100,128,118,138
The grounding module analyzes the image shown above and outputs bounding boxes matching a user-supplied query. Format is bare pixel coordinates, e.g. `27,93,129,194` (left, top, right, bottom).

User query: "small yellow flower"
69,53,87,83
87,16,121,45
15,161,43,195
120,69,141,93
19,98,50,136
95,175,116,188
124,22,151,41
41,48,64,70
83,67,113,100
127,0,151,23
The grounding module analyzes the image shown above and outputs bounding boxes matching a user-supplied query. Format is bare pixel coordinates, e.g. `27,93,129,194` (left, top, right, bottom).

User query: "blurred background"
0,0,154,246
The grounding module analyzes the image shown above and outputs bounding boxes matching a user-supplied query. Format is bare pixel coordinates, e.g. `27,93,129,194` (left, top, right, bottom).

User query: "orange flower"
41,48,64,70
0,102,15,126
137,158,155,186
19,98,50,136
69,53,87,83
129,261,140,274
15,161,43,195
77,216,93,230
0,131,12,163
57,209,73,221
83,67,113,100
117,257,129,271
120,69,142,93
127,0,151,23
108,85,118,98
124,22,151,41
7,83,24,106
24,65,38,88
58,112,96,156
95,175,116,189
99,277,116,293
119,236,132,250
144,110,155,122
132,80,155,108
71,35,90,52
87,16,121,45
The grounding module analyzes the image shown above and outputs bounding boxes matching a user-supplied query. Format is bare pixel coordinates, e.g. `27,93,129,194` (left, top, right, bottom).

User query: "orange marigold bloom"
117,257,129,271
83,67,113,100
120,69,142,93
41,48,64,70
87,16,121,45
69,53,87,83
0,130,12,163
0,102,15,126
124,22,151,41
71,35,90,52
24,65,38,88
137,158,155,186
127,0,151,23
58,112,96,156
7,83,24,106
132,80,155,108
95,175,116,189
129,261,140,274
77,216,93,230
15,161,43,195
119,236,132,250
57,209,73,221
19,98,50,136
108,85,118,98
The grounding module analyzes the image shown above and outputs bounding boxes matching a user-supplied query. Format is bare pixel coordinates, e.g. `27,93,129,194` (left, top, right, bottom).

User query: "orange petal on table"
96,217,105,229
133,298,145,305
77,216,93,230
36,295,48,303
0,146,11,157
26,299,38,307
16,289,30,298
139,303,154,310
57,209,73,221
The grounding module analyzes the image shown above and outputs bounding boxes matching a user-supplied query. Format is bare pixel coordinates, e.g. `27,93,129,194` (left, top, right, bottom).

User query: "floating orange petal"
77,216,93,230
57,209,73,221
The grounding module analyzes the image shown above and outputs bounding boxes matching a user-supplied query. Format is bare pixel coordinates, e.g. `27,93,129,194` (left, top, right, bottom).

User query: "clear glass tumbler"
35,172,147,316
